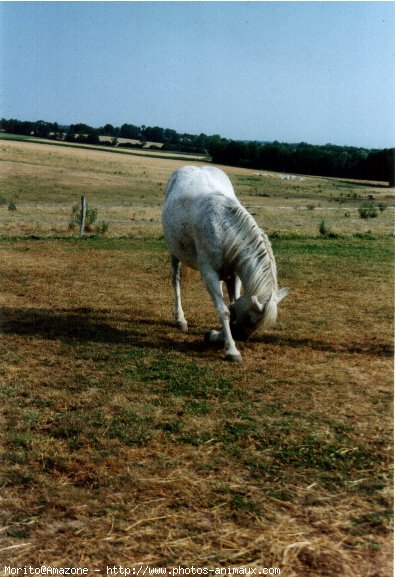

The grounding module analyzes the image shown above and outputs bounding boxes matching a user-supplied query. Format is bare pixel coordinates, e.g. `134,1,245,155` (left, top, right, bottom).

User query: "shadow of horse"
0,306,210,355
250,333,394,358
2,306,131,344
1,307,392,359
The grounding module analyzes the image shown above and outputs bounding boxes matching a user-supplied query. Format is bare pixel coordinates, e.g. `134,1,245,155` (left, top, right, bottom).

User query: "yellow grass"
0,138,393,575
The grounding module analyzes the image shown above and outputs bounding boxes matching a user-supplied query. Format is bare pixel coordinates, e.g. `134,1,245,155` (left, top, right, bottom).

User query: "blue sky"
1,1,394,148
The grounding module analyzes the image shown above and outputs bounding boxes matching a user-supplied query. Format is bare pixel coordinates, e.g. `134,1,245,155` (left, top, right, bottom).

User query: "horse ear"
275,287,289,303
251,295,264,312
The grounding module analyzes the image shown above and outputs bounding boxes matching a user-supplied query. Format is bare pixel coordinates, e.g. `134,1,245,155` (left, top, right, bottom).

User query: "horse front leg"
171,255,188,332
201,266,242,362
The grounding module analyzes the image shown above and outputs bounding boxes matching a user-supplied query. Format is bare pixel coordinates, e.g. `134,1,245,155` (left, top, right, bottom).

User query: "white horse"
162,166,288,362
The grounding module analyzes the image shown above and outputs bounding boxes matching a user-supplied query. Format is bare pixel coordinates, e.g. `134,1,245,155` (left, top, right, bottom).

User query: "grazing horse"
162,166,288,362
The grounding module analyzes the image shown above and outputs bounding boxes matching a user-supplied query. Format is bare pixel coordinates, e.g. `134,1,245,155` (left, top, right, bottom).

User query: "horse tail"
181,264,199,287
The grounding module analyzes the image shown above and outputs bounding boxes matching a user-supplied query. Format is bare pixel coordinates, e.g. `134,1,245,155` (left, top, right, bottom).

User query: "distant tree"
65,127,76,142
86,133,100,145
361,148,395,185
34,120,51,138
196,133,209,147
74,123,95,135
102,123,115,136
164,128,179,145
207,135,229,163
1,118,32,134
120,123,140,139
50,122,60,139
144,126,165,142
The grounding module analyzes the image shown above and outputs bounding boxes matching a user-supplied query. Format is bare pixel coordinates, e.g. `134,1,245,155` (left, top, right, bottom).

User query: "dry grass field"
1,138,394,238
0,138,394,575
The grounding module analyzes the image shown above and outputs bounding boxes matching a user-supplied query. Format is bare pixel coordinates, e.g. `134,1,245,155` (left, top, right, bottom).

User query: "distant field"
0,138,393,575
0,138,393,238
0,132,208,161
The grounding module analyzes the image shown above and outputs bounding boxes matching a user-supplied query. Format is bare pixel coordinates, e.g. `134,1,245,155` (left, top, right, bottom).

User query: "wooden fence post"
79,196,86,236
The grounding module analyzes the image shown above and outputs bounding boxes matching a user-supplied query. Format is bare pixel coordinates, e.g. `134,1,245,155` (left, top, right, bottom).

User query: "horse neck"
224,202,278,302
237,256,275,301
233,229,278,303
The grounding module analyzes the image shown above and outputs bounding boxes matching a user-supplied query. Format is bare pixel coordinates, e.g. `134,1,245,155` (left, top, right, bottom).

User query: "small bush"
354,231,376,240
319,220,328,236
95,221,110,236
69,201,99,232
8,200,17,211
319,220,337,238
378,203,387,213
358,203,378,220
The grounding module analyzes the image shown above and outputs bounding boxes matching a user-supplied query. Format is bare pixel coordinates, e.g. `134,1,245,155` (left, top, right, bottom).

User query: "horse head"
230,289,289,341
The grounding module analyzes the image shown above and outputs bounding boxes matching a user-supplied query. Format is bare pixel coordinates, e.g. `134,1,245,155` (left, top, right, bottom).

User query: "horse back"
165,165,236,201
163,166,238,271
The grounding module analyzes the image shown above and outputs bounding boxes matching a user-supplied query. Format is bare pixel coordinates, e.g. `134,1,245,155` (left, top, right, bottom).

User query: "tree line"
207,138,395,185
1,117,394,184
0,118,212,153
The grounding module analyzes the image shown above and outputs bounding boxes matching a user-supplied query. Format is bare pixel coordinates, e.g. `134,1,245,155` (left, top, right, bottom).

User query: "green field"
0,139,393,575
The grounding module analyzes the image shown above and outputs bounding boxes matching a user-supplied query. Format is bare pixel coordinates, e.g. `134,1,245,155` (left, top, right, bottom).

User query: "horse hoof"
176,321,188,332
204,331,223,348
225,353,242,363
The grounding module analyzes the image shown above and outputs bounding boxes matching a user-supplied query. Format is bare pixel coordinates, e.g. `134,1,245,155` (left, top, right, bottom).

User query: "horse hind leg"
171,255,188,332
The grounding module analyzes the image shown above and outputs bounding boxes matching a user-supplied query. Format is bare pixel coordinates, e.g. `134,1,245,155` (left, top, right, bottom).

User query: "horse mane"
224,201,278,304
